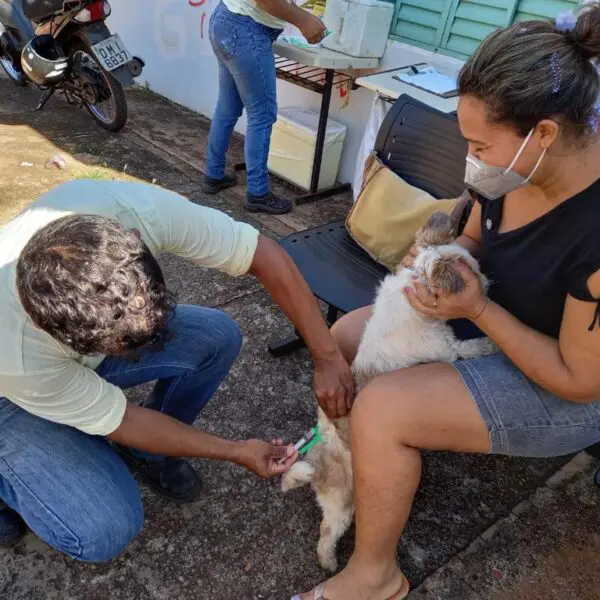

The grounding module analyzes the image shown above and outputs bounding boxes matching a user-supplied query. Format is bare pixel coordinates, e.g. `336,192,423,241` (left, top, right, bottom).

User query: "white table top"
356,68,459,113
273,41,380,70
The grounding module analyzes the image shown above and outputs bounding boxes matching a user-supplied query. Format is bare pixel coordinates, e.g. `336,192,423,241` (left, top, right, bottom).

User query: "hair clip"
550,52,561,95
555,9,577,33
588,96,600,133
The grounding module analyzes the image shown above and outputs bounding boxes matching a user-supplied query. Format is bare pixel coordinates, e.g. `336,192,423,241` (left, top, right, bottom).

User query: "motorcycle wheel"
0,26,28,86
68,38,127,132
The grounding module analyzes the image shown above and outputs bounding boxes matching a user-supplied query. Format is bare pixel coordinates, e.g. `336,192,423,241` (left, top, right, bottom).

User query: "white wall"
109,0,463,186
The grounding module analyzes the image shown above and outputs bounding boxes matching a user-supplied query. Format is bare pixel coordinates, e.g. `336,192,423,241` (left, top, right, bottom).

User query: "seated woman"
294,4,600,599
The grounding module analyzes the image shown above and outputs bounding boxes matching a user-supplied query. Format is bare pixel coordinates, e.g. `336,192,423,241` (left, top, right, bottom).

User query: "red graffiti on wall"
200,12,207,38
189,0,208,38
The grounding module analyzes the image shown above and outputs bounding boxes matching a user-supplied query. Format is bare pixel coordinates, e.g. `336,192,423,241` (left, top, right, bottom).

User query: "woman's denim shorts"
453,353,600,457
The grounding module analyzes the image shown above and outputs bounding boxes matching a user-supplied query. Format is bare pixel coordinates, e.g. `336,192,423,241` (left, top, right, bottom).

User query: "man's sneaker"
202,172,238,195
0,502,26,547
244,192,293,214
115,446,202,503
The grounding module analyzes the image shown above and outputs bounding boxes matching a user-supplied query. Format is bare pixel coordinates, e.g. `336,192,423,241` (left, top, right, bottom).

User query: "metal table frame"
236,55,357,205
275,56,355,204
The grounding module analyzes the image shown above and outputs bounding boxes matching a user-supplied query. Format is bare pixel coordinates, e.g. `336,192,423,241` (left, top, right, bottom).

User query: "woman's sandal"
290,578,409,600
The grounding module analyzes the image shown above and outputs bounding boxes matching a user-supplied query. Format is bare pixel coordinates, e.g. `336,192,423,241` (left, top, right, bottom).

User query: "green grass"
74,168,116,181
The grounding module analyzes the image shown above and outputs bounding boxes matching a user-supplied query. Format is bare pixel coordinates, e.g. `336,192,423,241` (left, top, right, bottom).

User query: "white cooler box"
268,107,347,191
323,0,395,59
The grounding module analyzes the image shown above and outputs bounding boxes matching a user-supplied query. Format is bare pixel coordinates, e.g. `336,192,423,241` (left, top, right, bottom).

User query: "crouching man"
0,180,354,559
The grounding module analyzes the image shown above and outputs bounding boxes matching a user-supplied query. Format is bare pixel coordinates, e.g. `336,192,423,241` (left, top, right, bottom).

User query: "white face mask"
464,128,547,200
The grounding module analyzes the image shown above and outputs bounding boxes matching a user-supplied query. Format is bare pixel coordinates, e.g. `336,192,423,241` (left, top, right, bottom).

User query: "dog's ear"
415,211,457,247
430,256,466,294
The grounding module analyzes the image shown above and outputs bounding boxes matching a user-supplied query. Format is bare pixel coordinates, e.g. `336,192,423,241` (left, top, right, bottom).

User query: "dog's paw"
317,546,338,572
280,471,295,493
281,461,315,492
317,537,338,572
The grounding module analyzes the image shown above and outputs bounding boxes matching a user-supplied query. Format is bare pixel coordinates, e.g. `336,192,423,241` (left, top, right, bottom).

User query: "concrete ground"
0,74,599,600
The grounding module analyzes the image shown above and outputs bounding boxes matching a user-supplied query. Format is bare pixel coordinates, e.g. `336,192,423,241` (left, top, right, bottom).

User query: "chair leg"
327,305,341,325
268,304,343,357
584,444,600,488
268,329,306,357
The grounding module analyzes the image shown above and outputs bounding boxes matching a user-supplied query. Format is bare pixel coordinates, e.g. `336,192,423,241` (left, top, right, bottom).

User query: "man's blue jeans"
205,3,282,197
0,306,242,561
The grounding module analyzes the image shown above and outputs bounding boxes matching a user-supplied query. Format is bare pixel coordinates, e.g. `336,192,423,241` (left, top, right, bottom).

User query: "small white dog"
282,211,497,572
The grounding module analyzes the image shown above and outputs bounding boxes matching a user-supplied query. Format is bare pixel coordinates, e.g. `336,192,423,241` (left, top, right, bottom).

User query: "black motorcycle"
0,0,144,131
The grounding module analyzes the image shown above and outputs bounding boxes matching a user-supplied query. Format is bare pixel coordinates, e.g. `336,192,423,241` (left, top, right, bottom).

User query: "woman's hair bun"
571,2,600,60
459,4,600,140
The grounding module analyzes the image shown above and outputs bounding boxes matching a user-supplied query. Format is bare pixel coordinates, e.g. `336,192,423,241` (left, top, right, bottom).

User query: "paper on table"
396,66,457,96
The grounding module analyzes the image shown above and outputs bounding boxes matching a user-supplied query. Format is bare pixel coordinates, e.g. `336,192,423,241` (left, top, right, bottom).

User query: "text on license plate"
91,34,133,71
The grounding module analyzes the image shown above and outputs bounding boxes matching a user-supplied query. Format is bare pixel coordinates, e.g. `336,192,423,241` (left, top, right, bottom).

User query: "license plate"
91,34,133,72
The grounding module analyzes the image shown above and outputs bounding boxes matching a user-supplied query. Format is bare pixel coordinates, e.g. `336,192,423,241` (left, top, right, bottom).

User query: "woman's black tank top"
450,178,600,340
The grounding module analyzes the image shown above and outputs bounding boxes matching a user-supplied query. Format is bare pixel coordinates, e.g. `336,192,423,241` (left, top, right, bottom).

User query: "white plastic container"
323,0,395,59
268,107,347,191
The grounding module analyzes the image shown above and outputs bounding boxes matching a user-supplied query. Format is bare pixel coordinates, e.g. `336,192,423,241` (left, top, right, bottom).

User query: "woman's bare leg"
330,306,372,365
296,361,490,600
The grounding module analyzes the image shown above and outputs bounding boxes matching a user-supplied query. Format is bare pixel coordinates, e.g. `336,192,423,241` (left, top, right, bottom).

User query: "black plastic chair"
270,94,600,484
268,94,468,356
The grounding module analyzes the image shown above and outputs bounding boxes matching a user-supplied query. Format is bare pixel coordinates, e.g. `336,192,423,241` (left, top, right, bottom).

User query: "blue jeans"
0,305,242,561
206,3,282,197
454,353,600,457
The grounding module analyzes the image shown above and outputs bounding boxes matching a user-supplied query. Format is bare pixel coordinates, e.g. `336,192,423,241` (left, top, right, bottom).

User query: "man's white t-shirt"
0,180,259,437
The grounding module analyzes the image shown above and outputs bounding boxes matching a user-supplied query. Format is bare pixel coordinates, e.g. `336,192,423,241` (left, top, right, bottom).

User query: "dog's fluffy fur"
281,211,498,571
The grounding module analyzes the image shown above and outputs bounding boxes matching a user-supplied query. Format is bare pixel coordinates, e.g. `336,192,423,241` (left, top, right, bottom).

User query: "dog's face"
411,211,488,295
414,210,459,248
413,246,471,295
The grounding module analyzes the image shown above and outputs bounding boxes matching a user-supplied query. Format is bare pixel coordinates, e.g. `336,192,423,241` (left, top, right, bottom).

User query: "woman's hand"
404,260,489,321
297,11,327,44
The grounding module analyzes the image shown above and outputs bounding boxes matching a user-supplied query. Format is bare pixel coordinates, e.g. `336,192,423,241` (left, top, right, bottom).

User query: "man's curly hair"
17,214,175,357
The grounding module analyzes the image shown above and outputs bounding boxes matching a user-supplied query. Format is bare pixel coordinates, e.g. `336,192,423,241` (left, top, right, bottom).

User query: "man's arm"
108,403,296,478
137,187,355,416
6,362,295,478
249,235,355,417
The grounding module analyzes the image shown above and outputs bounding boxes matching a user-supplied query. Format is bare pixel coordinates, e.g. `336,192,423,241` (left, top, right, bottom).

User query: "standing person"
293,4,600,599
0,179,354,558
202,0,326,214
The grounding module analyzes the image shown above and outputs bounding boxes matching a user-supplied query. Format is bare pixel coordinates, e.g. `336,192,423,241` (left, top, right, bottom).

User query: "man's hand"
235,439,298,478
110,404,299,476
248,235,357,417
313,353,355,419
297,11,327,44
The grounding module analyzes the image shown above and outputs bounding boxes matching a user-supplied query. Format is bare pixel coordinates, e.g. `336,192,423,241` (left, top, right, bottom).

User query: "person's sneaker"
0,502,26,547
115,446,202,503
244,192,293,214
201,172,238,195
